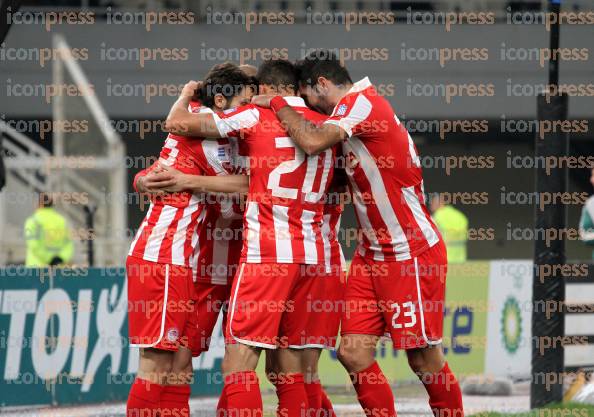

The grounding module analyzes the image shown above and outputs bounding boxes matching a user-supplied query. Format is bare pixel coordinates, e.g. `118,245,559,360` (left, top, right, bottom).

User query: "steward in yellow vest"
431,198,468,263
24,194,73,267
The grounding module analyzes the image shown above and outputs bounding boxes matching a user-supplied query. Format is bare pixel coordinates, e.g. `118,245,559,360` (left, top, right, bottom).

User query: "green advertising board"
0,267,223,407
0,262,496,406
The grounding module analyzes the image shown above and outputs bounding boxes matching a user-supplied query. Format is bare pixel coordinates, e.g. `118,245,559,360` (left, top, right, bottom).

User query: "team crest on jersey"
336,104,348,116
166,327,179,342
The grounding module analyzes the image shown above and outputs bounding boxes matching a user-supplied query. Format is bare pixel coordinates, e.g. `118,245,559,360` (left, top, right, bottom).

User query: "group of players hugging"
125,50,464,417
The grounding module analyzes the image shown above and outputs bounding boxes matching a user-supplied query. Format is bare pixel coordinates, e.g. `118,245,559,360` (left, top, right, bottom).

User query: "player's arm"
251,95,347,155
164,81,224,138
134,163,169,195
177,173,249,195
134,165,157,193
133,168,149,192
143,163,248,194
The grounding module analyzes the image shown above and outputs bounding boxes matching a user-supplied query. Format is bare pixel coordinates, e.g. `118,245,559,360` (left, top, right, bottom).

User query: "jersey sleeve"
212,104,260,138
323,92,373,138
134,134,198,193
158,135,201,174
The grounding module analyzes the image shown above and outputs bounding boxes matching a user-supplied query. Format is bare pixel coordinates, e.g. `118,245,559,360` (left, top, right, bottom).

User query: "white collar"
329,77,372,115
187,103,214,114
347,77,372,94
283,96,306,107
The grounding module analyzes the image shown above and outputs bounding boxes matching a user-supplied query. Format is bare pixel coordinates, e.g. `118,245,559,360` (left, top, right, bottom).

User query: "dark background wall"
2,20,593,260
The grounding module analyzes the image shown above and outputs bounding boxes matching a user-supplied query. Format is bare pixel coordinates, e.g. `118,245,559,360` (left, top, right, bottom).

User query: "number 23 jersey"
214,96,334,265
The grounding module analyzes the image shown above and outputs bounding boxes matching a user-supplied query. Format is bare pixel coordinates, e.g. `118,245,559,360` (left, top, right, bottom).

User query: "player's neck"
330,83,353,107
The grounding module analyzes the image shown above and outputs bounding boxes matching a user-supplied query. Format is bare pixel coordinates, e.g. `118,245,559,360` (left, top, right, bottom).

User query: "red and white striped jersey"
214,96,334,265
189,134,244,285
324,77,441,262
129,107,244,284
193,206,243,285
321,201,346,273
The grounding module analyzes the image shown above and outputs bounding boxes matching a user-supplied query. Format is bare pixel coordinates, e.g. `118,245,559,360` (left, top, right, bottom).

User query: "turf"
468,402,594,417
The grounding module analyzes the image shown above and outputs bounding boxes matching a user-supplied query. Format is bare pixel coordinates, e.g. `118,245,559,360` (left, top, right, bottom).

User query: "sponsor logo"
218,145,230,162
501,296,522,354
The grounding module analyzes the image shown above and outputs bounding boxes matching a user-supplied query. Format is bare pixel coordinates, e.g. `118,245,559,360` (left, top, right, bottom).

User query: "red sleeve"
158,135,203,175
134,135,204,193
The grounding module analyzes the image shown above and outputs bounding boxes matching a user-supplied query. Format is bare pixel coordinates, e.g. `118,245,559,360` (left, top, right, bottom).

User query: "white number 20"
267,137,332,203
391,301,417,329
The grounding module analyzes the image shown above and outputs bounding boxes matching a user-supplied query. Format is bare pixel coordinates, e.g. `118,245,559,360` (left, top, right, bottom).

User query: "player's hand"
145,163,188,193
181,80,201,98
141,163,179,192
251,95,276,108
136,174,164,195
136,175,149,193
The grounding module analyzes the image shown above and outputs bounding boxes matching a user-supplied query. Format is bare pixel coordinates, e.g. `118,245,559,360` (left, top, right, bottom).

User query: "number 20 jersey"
214,96,334,265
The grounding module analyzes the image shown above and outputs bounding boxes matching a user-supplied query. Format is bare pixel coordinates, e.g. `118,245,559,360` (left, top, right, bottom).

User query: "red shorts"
126,256,197,352
191,282,232,356
282,264,346,349
341,241,447,349
225,263,344,349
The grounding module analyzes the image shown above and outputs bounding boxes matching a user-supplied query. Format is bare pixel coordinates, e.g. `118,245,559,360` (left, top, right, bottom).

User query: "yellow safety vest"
24,208,74,267
433,205,468,263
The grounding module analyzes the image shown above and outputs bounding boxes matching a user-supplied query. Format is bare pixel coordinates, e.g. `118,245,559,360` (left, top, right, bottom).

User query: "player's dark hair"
245,75,259,94
196,62,251,108
296,50,352,87
256,59,298,93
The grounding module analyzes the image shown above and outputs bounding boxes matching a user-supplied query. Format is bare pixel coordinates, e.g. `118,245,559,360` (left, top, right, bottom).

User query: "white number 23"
391,301,417,329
